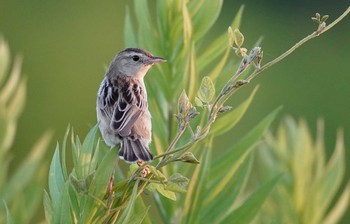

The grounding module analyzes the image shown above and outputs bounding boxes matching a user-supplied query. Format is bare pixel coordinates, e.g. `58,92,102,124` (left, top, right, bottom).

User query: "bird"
96,48,166,163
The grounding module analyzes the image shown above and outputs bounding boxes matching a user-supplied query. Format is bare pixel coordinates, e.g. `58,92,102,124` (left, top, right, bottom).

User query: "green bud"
233,28,245,48
178,152,200,164
178,90,190,115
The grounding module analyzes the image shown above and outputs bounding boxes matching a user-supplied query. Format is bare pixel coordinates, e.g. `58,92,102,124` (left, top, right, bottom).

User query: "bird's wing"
97,79,146,137
97,80,147,136
97,79,116,122
109,80,147,137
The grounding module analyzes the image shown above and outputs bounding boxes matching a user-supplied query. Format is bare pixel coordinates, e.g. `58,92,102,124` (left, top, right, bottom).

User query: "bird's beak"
147,56,167,64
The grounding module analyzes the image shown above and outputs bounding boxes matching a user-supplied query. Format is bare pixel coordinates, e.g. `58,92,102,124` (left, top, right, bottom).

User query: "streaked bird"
97,48,166,163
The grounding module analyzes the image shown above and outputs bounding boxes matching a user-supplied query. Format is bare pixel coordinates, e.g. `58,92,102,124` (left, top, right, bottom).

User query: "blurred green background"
0,0,349,222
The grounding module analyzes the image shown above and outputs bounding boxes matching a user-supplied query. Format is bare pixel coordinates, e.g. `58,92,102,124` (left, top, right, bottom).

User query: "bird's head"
108,48,166,78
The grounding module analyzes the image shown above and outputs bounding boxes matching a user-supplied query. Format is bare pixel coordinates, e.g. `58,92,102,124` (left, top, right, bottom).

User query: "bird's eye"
132,55,140,61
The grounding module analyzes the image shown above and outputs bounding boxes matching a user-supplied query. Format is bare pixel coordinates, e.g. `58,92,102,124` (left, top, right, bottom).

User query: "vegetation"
1,1,349,223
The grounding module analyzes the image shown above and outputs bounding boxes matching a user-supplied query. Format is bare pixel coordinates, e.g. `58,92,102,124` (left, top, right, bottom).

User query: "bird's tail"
119,138,153,163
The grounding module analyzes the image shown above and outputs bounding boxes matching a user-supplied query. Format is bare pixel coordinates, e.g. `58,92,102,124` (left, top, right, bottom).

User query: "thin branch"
247,7,350,82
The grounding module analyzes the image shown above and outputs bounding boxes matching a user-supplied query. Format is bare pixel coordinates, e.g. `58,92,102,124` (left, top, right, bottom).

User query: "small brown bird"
97,48,166,163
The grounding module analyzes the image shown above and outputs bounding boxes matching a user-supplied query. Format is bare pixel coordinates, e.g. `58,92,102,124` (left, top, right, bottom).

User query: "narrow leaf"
3,131,52,201
118,180,140,224
127,204,150,224
3,200,13,224
0,37,10,86
0,57,21,104
61,125,70,180
211,107,281,185
43,190,53,223
48,145,65,213
198,5,244,72
211,85,259,136
184,141,212,224
220,175,281,224
323,182,350,224
80,124,99,176
192,0,223,41
201,155,253,223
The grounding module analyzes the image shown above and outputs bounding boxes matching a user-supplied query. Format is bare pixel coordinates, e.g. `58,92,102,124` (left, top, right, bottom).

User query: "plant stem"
156,121,189,167
247,7,350,82
155,6,350,170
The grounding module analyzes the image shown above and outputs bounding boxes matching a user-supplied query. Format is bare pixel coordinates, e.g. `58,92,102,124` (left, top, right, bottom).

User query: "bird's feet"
137,161,150,177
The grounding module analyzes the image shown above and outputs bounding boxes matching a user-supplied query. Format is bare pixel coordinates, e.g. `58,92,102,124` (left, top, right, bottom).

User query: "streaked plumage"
97,48,166,163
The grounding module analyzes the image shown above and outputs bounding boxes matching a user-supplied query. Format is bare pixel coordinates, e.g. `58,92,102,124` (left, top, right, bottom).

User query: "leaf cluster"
254,117,350,224
0,37,52,224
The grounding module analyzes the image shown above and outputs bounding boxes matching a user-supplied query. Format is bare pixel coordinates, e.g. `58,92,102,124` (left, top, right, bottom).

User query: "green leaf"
316,13,321,20
127,204,150,224
220,175,281,224
165,173,189,193
208,45,231,81
211,86,259,136
152,183,176,201
201,154,253,223
321,15,329,22
149,166,167,183
67,183,79,222
61,125,70,180
7,78,26,121
88,147,117,197
3,132,52,201
197,5,244,72
3,200,13,224
56,182,73,224
134,196,152,224
0,57,21,105
0,37,10,87
43,190,53,223
182,2,192,49
20,179,45,223
186,44,198,99
233,28,244,47
194,97,203,107
134,0,156,50
183,142,212,224
192,0,223,41
198,76,215,103
312,130,345,222
48,146,66,219
118,180,140,224
209,106,281,193
80,124,99,177
323,182,350,224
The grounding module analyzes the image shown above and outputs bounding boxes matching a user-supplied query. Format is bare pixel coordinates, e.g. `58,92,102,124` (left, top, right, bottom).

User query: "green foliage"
0,37,52,223
123,0,280,223
44,1,349,224
44,125,119,223
254,117,350,224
